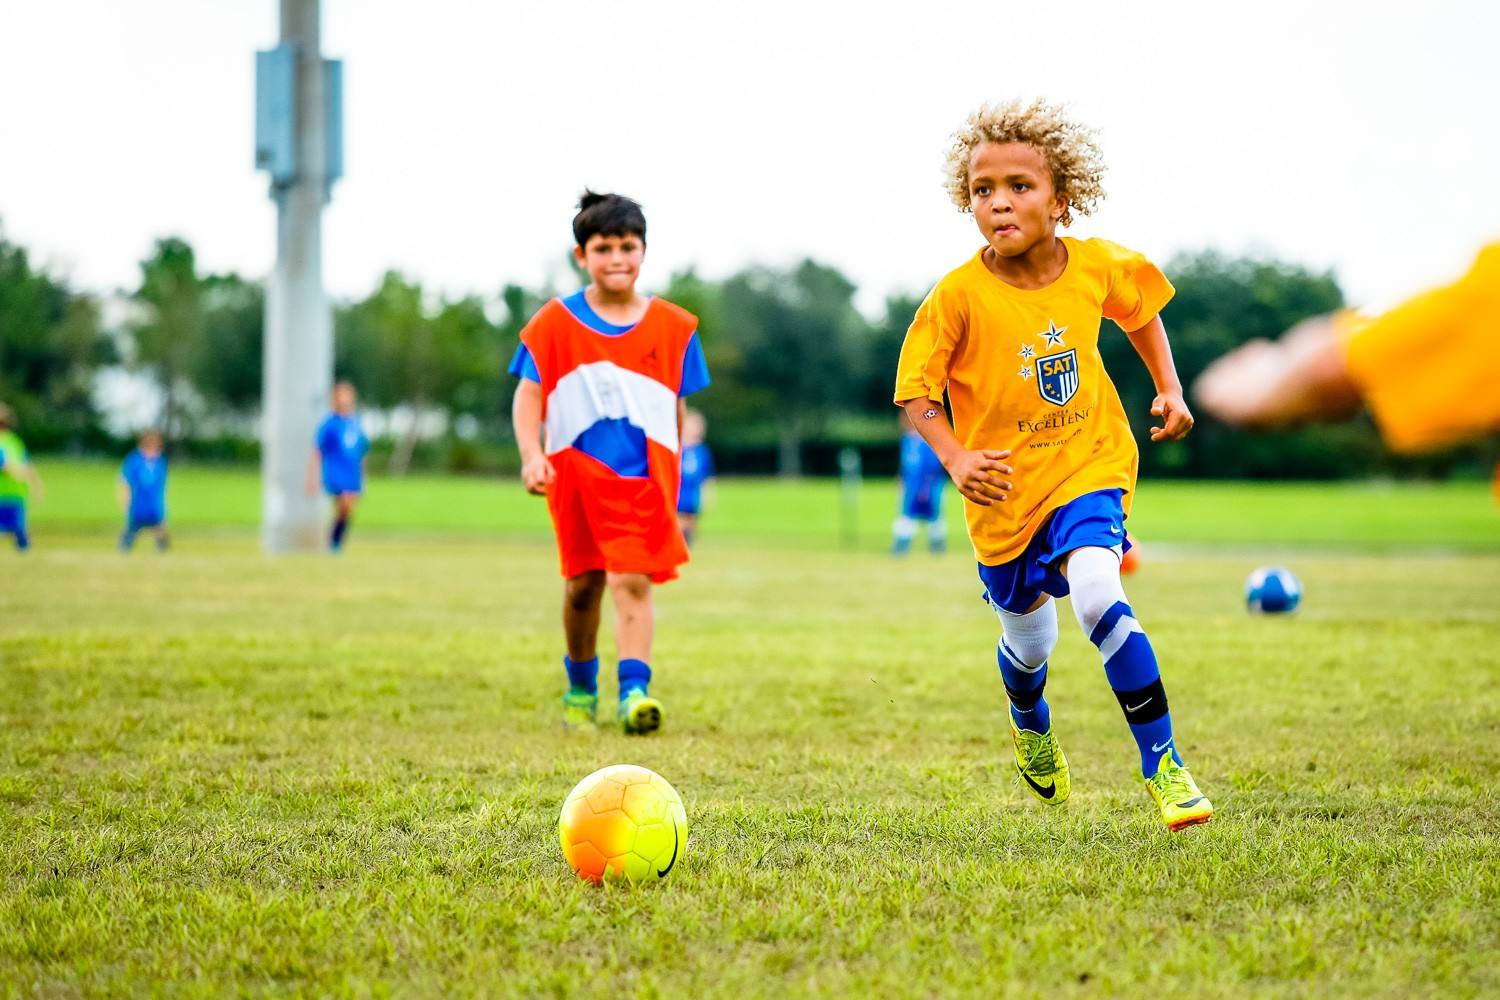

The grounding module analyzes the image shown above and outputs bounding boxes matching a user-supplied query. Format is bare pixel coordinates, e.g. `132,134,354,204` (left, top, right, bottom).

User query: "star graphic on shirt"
1018,344,1036,360
1017,364,1035,381
1040,321,1068,348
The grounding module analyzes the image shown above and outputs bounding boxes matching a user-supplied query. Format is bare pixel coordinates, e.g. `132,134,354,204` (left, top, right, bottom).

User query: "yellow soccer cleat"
1144,752,1213,831
1010,721,1070,805
619,689,663,736
561,690,598,733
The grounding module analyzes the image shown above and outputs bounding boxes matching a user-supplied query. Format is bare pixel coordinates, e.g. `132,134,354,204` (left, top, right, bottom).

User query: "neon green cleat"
1144,752,1213,831
561,689,598,733
1010,720,1070,805
619,689,663,735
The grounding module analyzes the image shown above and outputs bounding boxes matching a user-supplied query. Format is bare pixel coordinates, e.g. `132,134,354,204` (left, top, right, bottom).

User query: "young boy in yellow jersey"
895,100,1211,831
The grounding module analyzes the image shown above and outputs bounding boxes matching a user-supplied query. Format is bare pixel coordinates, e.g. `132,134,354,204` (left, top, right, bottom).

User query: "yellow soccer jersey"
894,237,1174,565
1338,242,1500,454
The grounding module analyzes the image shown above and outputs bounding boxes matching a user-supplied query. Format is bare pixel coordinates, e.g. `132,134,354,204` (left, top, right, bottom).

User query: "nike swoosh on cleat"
1152,740,1173,753
1176,797,1206,808
1019,769,1056,799
1126,698,1153,712
657,820,679,877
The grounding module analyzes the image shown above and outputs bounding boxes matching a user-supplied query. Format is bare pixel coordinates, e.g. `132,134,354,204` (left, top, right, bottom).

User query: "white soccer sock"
1065,546,1127,636
996,596,1058,668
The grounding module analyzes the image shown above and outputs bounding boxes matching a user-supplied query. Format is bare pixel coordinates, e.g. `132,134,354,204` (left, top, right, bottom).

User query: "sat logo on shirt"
1037,349,1079,406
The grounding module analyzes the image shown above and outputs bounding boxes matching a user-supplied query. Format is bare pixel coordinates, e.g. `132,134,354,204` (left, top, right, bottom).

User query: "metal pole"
838,446,862,549
261,0,330,552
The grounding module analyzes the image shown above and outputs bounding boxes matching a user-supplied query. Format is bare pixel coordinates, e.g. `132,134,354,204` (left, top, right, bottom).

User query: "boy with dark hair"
0,403,42,551
119,429,170,552
895,100,1211,831
510,191,710,734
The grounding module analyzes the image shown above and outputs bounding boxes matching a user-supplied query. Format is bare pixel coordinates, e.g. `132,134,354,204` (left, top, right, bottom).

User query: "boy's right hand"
521,454,556,495
944,448,1012,507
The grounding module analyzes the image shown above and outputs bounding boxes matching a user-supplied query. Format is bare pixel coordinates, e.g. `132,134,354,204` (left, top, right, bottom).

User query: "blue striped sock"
998,639,1051,734
1088,601,1182,777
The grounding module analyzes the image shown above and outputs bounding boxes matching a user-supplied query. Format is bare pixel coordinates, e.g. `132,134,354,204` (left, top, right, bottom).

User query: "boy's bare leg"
607,572,660,734
607,572,653,661
559,571,607,731
331,494,358,551
563,571,607,661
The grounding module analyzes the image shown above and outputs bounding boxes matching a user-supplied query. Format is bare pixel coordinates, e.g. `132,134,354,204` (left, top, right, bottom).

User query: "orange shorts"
546,451,688,584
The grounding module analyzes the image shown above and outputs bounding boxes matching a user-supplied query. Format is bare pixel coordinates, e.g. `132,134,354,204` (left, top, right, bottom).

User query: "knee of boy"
996,597,1059,666
1065,548,1128,634
609,574,652,602
565,573,606,607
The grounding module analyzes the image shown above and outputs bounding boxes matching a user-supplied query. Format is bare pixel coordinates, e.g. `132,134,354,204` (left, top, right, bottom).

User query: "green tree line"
0,221,1487,478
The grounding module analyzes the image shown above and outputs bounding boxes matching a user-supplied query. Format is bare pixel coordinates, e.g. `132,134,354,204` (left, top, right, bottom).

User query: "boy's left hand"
1149,391,1194,441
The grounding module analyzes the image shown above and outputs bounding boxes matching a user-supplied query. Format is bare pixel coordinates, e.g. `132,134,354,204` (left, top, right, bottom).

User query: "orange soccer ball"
1120,540,1143,575
558,764,688,884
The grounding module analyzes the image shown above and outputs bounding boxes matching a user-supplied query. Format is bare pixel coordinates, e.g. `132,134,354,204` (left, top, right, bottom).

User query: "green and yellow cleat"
1144,752,1213,831
1010,720,1070,805
619,689,663,735
561,689,598,733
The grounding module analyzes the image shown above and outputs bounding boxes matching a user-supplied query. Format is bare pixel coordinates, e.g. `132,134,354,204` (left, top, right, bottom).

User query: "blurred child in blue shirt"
893,415,947,555
118,428,169,552
676,408,714,547
307,381,369,552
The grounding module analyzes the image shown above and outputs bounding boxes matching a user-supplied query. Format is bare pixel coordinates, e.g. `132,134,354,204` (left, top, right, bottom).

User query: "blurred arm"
1192,316,1361,429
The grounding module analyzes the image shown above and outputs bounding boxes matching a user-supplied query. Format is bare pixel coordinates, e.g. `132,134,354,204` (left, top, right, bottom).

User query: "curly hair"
943,99,1106,227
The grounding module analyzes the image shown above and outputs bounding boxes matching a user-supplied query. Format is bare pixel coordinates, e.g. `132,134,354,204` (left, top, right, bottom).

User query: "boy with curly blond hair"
894,99,1212,831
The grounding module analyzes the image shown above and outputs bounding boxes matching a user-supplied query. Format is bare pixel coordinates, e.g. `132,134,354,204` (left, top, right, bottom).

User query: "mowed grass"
2,468,1500,997
23,459,1500,551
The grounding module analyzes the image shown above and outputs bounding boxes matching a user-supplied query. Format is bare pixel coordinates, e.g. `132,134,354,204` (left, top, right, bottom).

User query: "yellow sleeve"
1093,239,1176,333
1339,243,1500,453
894,283,964,404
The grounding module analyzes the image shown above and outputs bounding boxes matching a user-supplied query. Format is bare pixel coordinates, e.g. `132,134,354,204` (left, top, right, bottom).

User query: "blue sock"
564,655,598,696
998,639,1051,733
330,515,349,549
1088,601,1181,777
618,658,651,699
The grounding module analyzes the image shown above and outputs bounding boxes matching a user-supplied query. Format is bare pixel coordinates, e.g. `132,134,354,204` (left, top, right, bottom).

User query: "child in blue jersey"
306,381,369,552
118,429,169,552
0,403,43,552
676,408,714,547
892,415,947,555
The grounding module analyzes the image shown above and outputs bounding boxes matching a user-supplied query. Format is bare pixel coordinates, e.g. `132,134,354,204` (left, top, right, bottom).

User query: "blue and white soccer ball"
1245,566,1301,614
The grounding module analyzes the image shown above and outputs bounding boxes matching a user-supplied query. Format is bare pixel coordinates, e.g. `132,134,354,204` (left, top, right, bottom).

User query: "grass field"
3,466,1499,997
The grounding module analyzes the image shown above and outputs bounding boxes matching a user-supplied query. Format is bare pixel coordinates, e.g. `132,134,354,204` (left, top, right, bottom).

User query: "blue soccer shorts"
977,489,1133,615
0,500,25,537
901,485,941,522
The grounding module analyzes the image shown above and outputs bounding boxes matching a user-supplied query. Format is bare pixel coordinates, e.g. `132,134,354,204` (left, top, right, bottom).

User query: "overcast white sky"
2,0,1497,315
